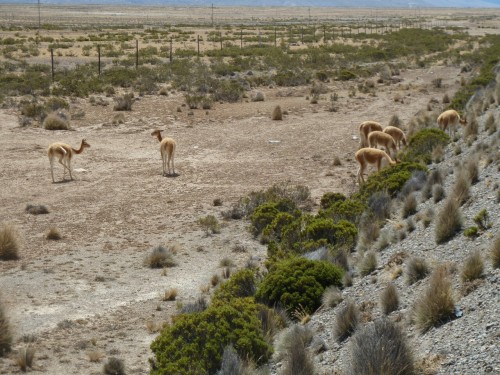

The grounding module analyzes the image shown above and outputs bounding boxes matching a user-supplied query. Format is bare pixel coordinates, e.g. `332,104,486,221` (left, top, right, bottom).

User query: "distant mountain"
1,0,500,7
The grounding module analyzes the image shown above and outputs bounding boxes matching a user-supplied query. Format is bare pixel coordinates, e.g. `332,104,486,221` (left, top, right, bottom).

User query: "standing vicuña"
437,109,467,138
368,131,398,158
359,121,383,148
383,126,407,150
151,129,176,176
48,139,90,183
355,147,397,184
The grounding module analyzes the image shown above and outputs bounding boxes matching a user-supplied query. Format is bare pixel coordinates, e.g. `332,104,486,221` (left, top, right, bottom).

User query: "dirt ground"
0,6,494,375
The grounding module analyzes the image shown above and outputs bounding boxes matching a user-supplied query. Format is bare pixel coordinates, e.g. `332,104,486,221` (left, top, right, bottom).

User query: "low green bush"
212,269,258,303
256,257,343,316
150,297,272,375
250,199,297,236
354,162,427,203
320,192,346,210
402,128,450,164
319,198,366,224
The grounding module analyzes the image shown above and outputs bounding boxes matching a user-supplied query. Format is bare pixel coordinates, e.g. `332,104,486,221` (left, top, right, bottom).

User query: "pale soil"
0,63,464,374
0,6,494,374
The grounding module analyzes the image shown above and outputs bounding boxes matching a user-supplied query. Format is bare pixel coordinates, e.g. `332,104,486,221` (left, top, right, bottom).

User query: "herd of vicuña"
46,109,464,184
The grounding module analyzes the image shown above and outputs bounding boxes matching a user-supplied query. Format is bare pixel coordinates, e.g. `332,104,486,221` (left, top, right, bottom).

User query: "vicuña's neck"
156,133,163,142
73,142,85,154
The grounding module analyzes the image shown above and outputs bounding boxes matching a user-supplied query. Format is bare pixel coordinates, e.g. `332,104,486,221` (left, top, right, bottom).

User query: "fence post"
135,39,138,69
50,48,54,81
98,45,101,76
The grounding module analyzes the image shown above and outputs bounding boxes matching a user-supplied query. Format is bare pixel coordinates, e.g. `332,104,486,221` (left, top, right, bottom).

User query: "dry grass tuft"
343,272,353,288
359,252,377,276
87,350,105,362
143,245,177,268
347,318,415,375
461,251,484,282
422,169,444,201
46,227,61,241
435,198,462,244
402,192,418,218
334,300,359,342
380,283,399,315
322,286,343,309
0,223,21,261
25,204,49,215
0,295,12,357
162,288,178,301
432,184,445,203
103,357,126,375
413,266,455,332
280,333,315,375
432,144,444,163
271,105,283,120
218,345,243,375
219,257,234,268
43,112,70,130
16,345,35,371
211,274,221,287
113,93,134,111
332,156,342,166
492,236,500,269
464,157,479,185
406,257,430,285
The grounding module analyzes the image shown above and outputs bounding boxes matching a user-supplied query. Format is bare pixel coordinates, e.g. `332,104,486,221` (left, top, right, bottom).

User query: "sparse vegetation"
0,295,12,357
347,318,415,375
198,215,221,234
461,251,484,282
0,223,20,261
144,245,177,268
435,198,462,244
380,283,399,315
359,251,377,276
413,266,455,332
272,105,283,120
334,300,359,342
103,357,126,375
46,227,61,240
492,236,500,269
407,257,430,285
43,112,70,130
25,204,49,215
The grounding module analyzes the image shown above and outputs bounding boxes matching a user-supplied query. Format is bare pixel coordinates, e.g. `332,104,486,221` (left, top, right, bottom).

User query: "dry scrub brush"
144,245,177,268
346,319,414,375
461,251,484,282
359,252,377,276
322,286,343,309
406,257,430,285
46,227,61,241
413,266,455,332
43,112,70,130
271,105,283,120
380,283,400,315
435,198,463,244
334,300,359,342
492,236,500,269
0,294,12,356
278,325,315,375
103,357,126,375
0,223,21,261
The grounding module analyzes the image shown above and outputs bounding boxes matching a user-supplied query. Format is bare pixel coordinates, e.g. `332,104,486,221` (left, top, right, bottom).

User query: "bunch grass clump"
406,257,430,285
347,318,415,375
271,105,283,120
43,112,70,130
461,251,484,282
0,295,12,356
103,357,126,375
0,223,20,261
144,245,177,268
435,198,462,244
25,204,49,215
413,266,455,332
46,227,61,240
359,252,377,277
380,283,399,315
492,236,500,269
334,300,359,342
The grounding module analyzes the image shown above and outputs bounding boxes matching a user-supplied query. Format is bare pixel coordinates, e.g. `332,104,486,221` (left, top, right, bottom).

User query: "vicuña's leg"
49,157,55,183
171,153,175,175
68,158,73,180
162,153,167,176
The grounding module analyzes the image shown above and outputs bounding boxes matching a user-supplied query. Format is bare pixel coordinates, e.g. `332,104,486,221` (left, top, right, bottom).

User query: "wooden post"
97,45,101,76
170,38,172,62
50,48,54,81
135,39,138,69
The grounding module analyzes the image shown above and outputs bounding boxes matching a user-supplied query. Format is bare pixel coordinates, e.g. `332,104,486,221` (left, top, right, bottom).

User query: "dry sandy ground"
0,63,466,373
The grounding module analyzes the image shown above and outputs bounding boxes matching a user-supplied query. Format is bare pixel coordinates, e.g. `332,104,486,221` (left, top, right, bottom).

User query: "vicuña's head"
81,139,91,149
151,129,161,137
459,115,467,126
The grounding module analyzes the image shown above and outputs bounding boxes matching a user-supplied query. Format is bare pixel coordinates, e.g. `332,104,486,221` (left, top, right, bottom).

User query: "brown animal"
368,131,397,157
151,129,176,176
359,121,383,148
437,109,467,138
355,147,397,184
47,139,90,183
383,126,407,150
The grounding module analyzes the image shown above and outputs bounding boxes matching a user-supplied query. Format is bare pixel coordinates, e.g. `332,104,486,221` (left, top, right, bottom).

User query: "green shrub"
256,257,343,316
463,226,479,239
320,192,346,210
354,162,427,203
303,218,357,249
402,128,450,164
320,198,366,224
198,215,221,235
150,297,272,375
473,209,492,231
274,70,310,86
338,69,357,81
212,269,257,303
250,199,296,236
45,97,69,112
